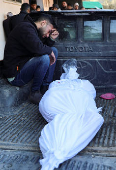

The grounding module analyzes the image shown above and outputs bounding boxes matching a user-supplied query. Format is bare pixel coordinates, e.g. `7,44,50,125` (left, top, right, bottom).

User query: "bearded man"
2,13,59,104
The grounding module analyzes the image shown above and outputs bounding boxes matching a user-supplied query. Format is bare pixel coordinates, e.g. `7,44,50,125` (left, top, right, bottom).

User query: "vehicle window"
57,18,76,42
110,18,116,41
84,18,102,41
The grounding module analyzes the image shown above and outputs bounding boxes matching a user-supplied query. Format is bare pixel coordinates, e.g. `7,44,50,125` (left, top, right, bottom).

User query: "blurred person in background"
30,0,37,12
52,4,61,11
74,3,79,10
61,1,67,10
3,3,30,39
10,3,30,31
67,3,74,10
36,5,41,11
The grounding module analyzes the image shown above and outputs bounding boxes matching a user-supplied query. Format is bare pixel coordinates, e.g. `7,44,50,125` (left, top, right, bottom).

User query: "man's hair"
36,5,40,9
67,3,73,7
30,13,57,28
53,4,59,9
62,1,67,4
21,3,30,12
30,0,37,5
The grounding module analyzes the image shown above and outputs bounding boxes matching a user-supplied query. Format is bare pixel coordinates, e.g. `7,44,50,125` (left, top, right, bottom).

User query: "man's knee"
40,54,50,66
29,55,50,66
51,47,58,59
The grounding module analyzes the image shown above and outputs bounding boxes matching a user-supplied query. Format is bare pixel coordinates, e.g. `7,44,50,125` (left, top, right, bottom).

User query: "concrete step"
0,96,116,154
0,150,115,170
0,78,32,109
0,92,116,169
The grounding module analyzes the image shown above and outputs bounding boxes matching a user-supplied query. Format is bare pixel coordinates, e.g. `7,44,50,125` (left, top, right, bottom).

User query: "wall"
43,0,53,11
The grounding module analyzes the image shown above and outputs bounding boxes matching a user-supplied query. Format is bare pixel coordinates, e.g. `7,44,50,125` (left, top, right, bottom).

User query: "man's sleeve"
42,37,55,47
18,23,52,56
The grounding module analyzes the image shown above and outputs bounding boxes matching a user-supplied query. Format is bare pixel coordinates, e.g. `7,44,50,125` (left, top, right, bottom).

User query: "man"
10,3,30,31
3,3,30,39
52,4,61,11
74,3,79,10
36,5,41,11
2,13,59,104
61,1,67,10
67,3,74,10
30,0,37,12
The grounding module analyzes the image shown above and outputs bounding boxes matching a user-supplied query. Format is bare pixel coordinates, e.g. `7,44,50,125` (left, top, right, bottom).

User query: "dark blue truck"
0,10,116,170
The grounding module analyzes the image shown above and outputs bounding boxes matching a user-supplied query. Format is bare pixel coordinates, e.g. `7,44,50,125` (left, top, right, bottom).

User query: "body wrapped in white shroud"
39,63,104,170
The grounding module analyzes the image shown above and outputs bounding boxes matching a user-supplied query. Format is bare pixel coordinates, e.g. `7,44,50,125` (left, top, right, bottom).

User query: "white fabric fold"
39,79,104,170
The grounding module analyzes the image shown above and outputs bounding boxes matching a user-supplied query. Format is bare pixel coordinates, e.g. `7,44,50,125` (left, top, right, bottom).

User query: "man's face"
74,5,79,10
67,6,73,10
53,7,58,11
62,1,67,8
36,8,41,11
38,22,54,38
31,4,37,10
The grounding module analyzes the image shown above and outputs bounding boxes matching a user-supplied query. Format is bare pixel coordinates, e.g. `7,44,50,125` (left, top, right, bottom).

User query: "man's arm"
50,29,59,40
42,28,59,47
49,51,56,65
18,23,52,56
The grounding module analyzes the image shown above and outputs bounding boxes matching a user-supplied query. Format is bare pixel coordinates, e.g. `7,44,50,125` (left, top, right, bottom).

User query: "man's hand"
49,51,56,65
50,29,59,40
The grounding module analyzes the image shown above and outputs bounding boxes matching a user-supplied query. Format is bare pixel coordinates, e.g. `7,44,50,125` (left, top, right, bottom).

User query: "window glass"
84,19,102,41
57,19,76,42
110,19,116,41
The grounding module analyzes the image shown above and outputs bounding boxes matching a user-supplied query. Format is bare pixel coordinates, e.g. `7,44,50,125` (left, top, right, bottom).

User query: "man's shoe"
29,91,43,105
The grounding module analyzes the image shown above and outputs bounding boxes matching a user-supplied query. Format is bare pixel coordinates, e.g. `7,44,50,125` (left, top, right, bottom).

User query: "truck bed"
0,90,116,170
0,10,116,170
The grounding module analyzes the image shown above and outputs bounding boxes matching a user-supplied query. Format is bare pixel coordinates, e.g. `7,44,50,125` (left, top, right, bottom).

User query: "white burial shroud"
39,69,104,170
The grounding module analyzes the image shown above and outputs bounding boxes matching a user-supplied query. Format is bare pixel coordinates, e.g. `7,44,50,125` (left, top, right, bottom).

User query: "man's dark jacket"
10,11,28,31
3,17,12,39
3,16,54,78
3,11,28,39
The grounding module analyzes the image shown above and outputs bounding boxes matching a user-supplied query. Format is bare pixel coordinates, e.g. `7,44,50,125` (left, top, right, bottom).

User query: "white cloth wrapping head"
60,67,79,80
39,59,104,170
61,58,78,74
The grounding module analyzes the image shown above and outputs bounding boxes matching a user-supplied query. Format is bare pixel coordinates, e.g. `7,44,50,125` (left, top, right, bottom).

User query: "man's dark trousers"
10,47,58,91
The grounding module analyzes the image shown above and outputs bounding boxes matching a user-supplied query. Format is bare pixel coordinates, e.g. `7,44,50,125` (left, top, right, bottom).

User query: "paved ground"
0,94,116,170
0,150,116,170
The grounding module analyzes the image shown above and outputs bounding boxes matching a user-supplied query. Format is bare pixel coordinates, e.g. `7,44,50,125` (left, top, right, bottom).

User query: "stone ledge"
0,78,32,108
